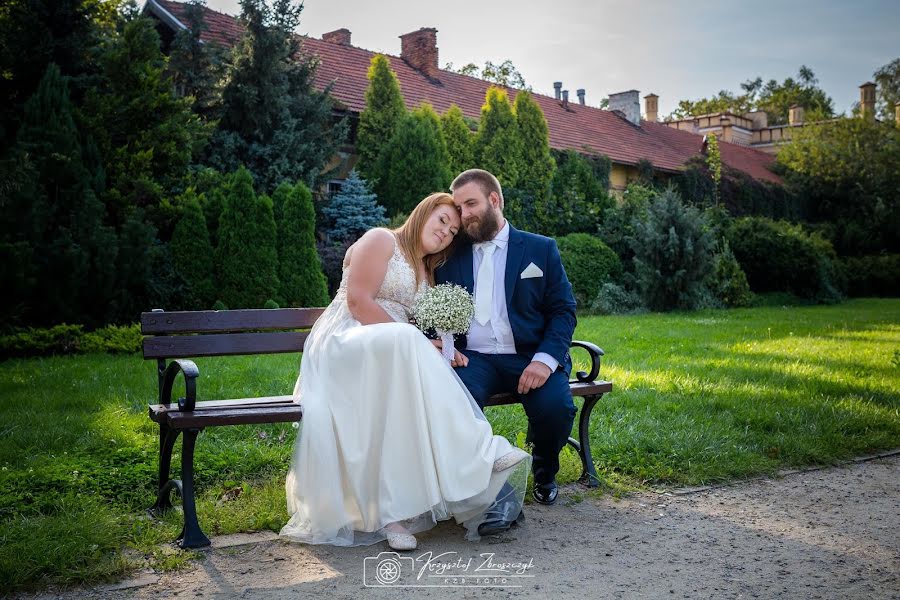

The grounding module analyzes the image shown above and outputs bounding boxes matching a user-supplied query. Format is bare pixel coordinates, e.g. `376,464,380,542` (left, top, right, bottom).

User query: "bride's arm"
345,228,398,325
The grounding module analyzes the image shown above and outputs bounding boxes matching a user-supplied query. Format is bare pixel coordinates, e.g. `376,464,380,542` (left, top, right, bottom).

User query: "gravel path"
32,454,900,599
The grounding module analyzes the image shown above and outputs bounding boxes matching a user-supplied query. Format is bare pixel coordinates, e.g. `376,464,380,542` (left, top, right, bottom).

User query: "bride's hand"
429,340,469,367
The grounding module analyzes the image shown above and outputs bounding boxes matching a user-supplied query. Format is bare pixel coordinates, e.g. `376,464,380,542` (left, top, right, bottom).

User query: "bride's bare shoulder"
344,228,395,267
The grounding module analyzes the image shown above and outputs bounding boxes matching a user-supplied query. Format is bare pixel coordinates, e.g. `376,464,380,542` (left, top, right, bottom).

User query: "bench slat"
143,331,309,359
149,396,297,421
483,380,613,407
142,308,325,334
163,405,303,428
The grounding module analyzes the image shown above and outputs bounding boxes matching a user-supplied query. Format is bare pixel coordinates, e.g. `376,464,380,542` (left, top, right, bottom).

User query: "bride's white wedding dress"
281,235,529,546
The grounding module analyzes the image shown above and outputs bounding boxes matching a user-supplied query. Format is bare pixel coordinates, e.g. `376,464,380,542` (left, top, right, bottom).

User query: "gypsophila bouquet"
412,283,475,362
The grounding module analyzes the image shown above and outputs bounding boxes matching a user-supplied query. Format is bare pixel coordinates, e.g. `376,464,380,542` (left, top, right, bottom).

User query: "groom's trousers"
455,350,576,485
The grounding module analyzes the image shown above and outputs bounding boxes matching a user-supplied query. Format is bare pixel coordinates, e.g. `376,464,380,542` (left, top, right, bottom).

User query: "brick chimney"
788,104,804,126
322,28,351,45
609,90,641,125
553,82,562,101
576,89,585,105
399,28,439,78
859,82,876,119
643,93,658,123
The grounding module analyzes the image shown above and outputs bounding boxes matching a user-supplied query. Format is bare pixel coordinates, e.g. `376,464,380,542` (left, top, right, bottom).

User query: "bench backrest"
141,308,325,360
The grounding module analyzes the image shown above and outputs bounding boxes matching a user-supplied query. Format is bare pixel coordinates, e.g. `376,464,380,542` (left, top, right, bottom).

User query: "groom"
436,169,578,533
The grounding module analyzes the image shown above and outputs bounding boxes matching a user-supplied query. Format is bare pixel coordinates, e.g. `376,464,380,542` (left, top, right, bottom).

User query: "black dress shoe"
532,481,558,505
477,509,525,536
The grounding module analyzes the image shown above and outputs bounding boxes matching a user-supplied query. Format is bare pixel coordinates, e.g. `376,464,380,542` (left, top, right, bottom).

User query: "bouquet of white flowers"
412,283,475,362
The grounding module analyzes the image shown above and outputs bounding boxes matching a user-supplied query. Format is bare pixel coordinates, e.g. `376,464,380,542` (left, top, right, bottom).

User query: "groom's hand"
518,361,552,395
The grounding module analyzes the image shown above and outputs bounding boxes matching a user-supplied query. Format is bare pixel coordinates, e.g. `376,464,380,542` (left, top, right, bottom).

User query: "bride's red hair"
393,192,459,287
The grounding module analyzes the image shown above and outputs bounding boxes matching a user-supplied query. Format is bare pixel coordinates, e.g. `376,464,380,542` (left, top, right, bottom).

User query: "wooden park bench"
142,308,613,548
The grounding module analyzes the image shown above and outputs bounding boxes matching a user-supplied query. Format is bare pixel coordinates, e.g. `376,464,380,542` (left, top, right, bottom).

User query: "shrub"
316,240,352,297
263,299,280,309
591,283,646,315
598,183,656,270
628,188,716,311
726,217,842,302
322,170,386,242
0,324,142,358
838,254,900,297
556,234,622,308
707,241,753,307
212,300,227,311
276,181,329,307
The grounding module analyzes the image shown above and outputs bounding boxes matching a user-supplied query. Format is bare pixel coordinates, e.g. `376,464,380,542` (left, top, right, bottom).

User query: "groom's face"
452,182,502,243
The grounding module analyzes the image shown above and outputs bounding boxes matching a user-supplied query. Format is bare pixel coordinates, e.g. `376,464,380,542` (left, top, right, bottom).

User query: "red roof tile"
148,0,781,185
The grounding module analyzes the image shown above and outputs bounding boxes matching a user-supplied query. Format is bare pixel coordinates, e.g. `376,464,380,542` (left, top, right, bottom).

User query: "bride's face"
420,205,461,255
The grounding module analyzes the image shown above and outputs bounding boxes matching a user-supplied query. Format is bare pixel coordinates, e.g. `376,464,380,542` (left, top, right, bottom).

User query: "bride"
281,192,529,551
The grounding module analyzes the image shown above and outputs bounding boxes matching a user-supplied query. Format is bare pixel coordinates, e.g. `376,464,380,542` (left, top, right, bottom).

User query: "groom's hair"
450,169,504,209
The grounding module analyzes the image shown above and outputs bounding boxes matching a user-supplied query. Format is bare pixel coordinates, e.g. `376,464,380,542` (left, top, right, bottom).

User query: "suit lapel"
505,225,526,307
459,242,475,294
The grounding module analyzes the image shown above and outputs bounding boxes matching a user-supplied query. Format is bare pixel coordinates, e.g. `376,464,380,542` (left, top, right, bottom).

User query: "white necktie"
474,242,496,326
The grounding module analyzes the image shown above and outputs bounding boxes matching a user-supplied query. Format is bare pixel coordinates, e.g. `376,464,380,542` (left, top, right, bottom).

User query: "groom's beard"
463,206,501,243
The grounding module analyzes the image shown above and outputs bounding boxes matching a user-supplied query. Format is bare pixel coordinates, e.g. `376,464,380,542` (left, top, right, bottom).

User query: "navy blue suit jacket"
435,225,577,371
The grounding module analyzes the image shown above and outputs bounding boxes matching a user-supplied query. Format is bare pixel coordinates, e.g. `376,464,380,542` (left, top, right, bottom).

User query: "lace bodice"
335,234,427,322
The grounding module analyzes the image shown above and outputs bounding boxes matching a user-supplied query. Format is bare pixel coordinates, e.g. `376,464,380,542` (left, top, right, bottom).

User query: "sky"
202,0,899,118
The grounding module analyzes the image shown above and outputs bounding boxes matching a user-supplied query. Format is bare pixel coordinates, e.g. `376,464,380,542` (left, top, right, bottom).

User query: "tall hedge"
277,181,329,307
217,167,280,307
171,188,215,308
357,54,406,182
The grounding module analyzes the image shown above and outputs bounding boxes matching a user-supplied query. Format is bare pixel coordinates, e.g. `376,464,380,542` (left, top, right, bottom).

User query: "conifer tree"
473,87,522,188
323,170,386,241
2,63,117,326
277,181,330,306
441,104,474,177
514,91,555,200
217,167,280,307
356,54,406,182
168,0,228,123
207,0,346,193
171,188,216,308
378,104,451,216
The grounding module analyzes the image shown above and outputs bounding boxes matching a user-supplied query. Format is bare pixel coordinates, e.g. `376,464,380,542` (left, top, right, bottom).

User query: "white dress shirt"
467,221,559,372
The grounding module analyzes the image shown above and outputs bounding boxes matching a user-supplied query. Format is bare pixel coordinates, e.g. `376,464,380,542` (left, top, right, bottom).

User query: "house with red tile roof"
144,0,782,190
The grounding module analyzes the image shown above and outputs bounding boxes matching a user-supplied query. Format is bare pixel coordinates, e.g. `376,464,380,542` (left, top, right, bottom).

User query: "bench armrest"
160,359,200,411
569,340,604,383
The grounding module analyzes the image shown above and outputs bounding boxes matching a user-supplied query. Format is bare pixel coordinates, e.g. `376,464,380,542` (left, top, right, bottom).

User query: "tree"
873,58,900,122
447,59,529,90
167,0,228,123
441,104,474,176
0,0,113,149
207,0,346,194
277,181,329,307
171,188,216,308
216,167,280,307
628,188,716,311
539,149,613,236
473,87,522,188
755,66,835,124
377,104,451,216
82,16,208,231
2,63,117,326
514,91,555,202
322,170,386,241
665,66,835,125
777,117,900,254
356,54,406,182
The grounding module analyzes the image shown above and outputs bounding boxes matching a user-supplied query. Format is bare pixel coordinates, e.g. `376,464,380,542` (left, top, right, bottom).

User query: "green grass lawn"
1,298,898,592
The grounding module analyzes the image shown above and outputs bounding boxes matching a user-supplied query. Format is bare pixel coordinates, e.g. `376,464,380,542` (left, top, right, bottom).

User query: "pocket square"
520,263,543,279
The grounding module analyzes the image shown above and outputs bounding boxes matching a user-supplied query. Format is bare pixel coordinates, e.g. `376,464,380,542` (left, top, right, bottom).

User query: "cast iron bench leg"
577,395,601,487
177,428,211,549
150,422,180,513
